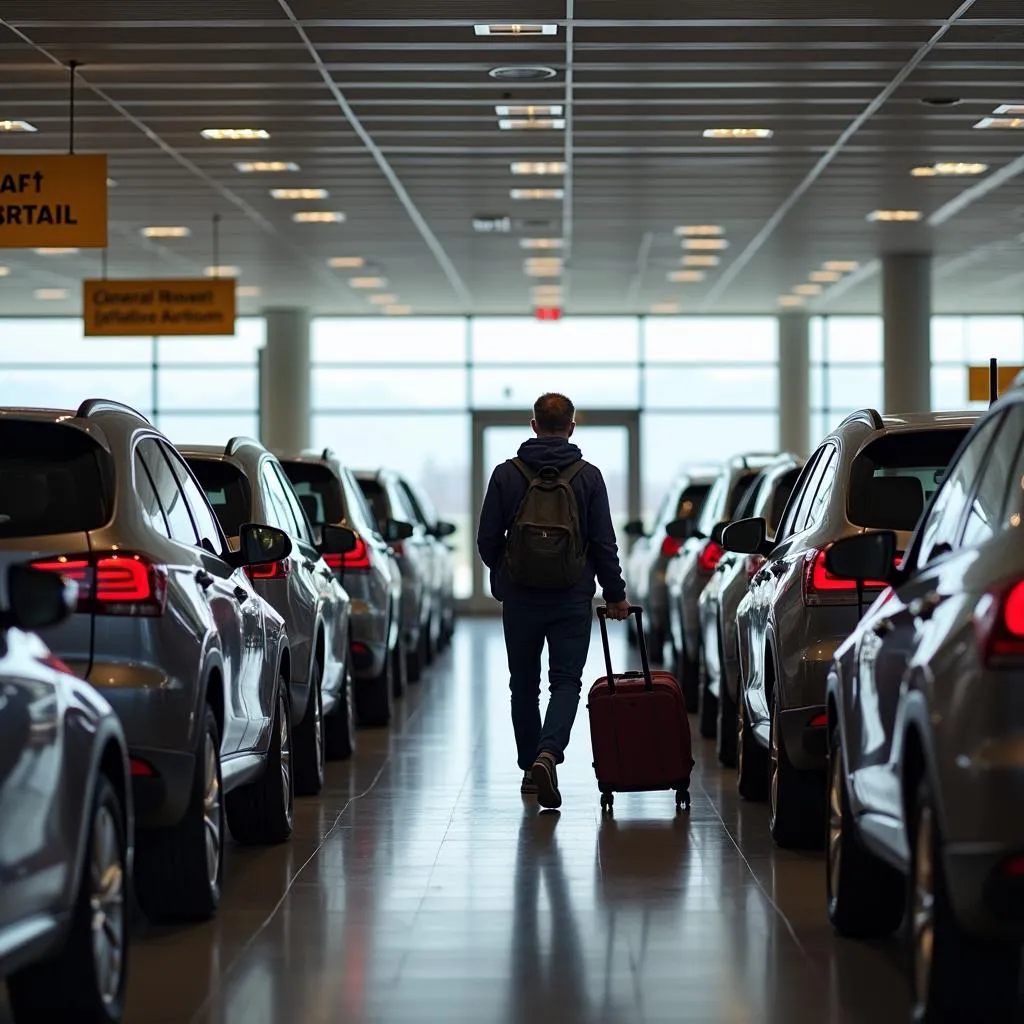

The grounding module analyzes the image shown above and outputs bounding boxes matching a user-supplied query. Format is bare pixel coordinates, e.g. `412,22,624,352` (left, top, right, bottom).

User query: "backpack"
504,458,589,589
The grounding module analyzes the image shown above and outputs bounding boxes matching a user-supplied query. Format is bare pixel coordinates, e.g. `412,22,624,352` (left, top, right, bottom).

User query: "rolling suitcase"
588,606,694,813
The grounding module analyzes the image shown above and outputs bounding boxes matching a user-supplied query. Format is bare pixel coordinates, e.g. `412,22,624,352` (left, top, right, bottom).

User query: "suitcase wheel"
675,788,690,813
600,791,614,814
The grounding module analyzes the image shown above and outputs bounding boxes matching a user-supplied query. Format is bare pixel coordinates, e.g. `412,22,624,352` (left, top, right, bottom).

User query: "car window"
273,463,314,545
733,472,767,522
260,461,300,536
398,480,428,528
916,417,1002,566
805,448,838,529
726,470,759,519
187,457,252,539
786,447,830,536
962,406,1024,548
404,479,439,530
999,407,1024,529
342,468,381,539
697,474,728,536
776,451,822,540
137,438,197,545
281,461,346,525
357,476,392,532
766,467,801,537
133,448,170,538
388,479,419,526
678,483,711,523
159,443,224,552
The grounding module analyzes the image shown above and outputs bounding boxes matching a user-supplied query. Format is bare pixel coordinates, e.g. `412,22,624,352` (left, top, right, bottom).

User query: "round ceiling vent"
489,66,558,81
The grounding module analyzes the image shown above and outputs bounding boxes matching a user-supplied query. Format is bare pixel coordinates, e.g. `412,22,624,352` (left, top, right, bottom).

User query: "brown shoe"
531,752,562,809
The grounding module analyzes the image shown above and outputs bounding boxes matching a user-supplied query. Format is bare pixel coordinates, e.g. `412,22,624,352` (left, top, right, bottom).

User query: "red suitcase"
588,606,694,813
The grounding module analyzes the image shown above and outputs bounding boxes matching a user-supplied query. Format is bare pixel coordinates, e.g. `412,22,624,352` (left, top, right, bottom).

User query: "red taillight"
324,534,372,573
745,554,765,581
802,548,891,607
245,560,291,581
697,540,723,575
39,652,73,674
808,712,828,728
130,757,156,777
661,535,683,559
32,553,167,617
975,581,1024,668
1003,854,1024,878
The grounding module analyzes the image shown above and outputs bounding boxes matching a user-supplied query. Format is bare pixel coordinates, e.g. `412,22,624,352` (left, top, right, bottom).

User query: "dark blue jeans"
502,600,593,770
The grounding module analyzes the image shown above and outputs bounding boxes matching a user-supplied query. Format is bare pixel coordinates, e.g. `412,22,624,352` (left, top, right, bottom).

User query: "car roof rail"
321,447,334,461
838,408,885,431
225,436,263,456
76,398,152,423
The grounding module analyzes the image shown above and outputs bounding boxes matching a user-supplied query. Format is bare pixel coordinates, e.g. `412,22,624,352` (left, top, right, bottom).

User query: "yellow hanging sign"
0,154,108,248
82,279,237,337
968,364,1022,402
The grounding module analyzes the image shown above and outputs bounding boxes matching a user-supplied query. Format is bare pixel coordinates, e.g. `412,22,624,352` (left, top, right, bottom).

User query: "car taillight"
697,539,723,575
661,535,683,558
245,560,291,581
130,757,156,777
324,535,372,573
745,554,765,581
802,548,891,607
32,553,167,617
975,581,1024,668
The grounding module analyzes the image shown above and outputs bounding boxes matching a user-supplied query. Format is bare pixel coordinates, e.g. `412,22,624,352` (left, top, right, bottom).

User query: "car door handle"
873,618,894,637
910,592,945,620
233,586,249,603
303,559,318,572
196,569,214,590
769,563,786,577
752,571,769,584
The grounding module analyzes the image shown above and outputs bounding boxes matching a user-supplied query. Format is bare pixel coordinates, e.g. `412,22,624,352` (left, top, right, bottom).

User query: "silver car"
0,400,294,924
279,450,405,714
0,565,131,1024
724,410,976,849
625,469,715,655
824,392,1024,1022
698,456,802,759
181,440,355,779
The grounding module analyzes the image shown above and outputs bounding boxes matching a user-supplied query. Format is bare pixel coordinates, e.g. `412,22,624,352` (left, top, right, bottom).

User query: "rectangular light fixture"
201,128,270,140
682,255,720,267
236,285,262,298
911,166,938,177
499,118,566,131
142,226,190,238
328,256,365,269
703,128,774,139
0,266,9,277
473,215,512,233
778,295,806,308
532,286,562,297
496,105,564,118
384,305,412,315
793,283,823,296
511,188,564,200
867,209,922,222
823,260,859,273
933,161,988,175
675,225,725,237
292,211,346,223
350,276,388,289
668,270,706,283
520,238,563,250
474,24,557,35
994,105,1024,115
34,288,67,300
524,266,562,279
235,161,299,173
974,117,1024,130
682,238,729,251
0,120,37,133
203,265,240,277
809,270,842,283
368,293,398,305
511,161,566,175
650,303,680,315
271,188,329,200
34,247,78,255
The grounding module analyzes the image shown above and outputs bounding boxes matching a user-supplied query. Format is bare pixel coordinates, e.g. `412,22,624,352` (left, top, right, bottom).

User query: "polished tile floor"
3,620,913,1024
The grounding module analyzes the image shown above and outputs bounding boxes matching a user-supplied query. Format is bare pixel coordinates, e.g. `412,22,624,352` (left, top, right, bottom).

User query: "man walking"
477,393,629,809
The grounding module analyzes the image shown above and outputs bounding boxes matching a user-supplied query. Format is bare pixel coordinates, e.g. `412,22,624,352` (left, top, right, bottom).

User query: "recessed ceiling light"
682,255,720,267
524,259,563,277
668,270,706,283
350,276,388,289
235,161,299,173
0,120,37,133
236,285,262,297
778,295,806,308
933,161,988,176
271,188,329,200
650,303,680,315
824,260,860,272
793,283,823,296
511,161,566,175
495,105,564,118
682,238,729,251
809,270,842,283
532,286,562,298
328,256,365,269
142,226,191,238
974,117,1024,130
0,266,9,277
703,128,773,139
203,265,240,277
511,188,564,200
384,305,413,315
489,66,557,81
34,288,67,300
33,247,78,255
474,24,557,36
106,178,117,188
368,293,398,305
911,166,939,177
201,128,270,140
867,209,922,222
994,104,1024,116
499,118,566,131
675,225,725,237
292,211,346,223
520,238,563,250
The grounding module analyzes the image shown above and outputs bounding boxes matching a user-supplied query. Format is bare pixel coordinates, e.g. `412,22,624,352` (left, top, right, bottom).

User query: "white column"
883,253,931,413
260,308,311,452
778,313,810,456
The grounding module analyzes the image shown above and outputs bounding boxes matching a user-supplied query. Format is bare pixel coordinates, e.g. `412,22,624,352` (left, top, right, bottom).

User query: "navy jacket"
477,436,627,605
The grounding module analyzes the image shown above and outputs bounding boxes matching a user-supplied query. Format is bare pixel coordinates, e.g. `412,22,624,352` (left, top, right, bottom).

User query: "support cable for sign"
67,61,79,156
101,248,107,281
990,357,999,407
212,213,221,276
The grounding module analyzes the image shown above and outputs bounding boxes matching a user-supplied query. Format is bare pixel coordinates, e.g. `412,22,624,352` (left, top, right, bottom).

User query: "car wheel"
908,778,1020,1023
293,661,325,797
135,706,223,923
227,681,294,845
736,689,768,802
8,774,128,1023
324,665,356,761
769,687,825,849
356,643,394,727
826,726,904,937
675,642,700,712
716,638,738,767
698,649,718,740
391,630,408,699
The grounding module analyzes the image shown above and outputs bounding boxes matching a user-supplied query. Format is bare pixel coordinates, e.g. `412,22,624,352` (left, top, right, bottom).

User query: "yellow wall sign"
82,279,237,337
0,154,108,248
968,364,1022,402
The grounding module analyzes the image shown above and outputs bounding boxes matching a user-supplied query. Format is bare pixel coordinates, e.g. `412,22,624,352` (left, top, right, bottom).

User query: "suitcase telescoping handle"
596,605,653,694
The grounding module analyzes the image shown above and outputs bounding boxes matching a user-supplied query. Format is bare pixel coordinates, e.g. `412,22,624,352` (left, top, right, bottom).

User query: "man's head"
532,393,576,438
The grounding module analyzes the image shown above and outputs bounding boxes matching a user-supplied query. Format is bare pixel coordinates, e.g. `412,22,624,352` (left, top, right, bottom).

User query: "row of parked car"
628,396,1024,1023
0,399,456,1022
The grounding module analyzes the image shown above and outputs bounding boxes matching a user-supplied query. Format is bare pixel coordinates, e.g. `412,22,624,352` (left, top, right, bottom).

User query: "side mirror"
710,520,728,546
238,523,292,567
433,521,457,539
665,517,693,541
624,519,645,539
386,519,415,543
321,524,359,556
824,531,898,583
298,493,320,526
5,565,76,631
722,517,770,556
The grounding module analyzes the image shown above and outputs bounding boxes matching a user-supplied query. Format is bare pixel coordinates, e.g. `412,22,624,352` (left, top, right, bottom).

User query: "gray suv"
725,410,976,848
181,439,355,786
0,401,295,924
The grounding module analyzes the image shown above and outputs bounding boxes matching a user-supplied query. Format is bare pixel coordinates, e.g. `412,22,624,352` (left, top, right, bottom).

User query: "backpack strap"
560,460,588,484
509,457,537,482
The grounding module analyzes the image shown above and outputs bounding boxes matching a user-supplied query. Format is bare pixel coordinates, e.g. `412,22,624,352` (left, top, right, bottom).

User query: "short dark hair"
533,393,575,434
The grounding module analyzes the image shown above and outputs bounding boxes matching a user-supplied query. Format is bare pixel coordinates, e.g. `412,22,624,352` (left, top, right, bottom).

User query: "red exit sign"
534,307,562,321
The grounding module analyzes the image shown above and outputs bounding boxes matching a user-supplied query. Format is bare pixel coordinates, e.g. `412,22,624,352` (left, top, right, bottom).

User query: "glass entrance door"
469,409,640,610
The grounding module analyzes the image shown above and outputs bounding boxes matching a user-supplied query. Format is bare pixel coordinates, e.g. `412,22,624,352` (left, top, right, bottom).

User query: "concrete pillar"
883,253,931,413
260,308,311,453
777,313,810,456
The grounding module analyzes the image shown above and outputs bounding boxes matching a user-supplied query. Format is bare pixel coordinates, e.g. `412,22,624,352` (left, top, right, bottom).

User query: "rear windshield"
677,483,711,521
848,428,969,530
357,478,390,532
187,458,252,538
0,421,111,538
280,462,345,526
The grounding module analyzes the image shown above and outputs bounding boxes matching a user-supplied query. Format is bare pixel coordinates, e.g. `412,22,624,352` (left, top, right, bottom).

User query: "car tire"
391,630,408,699
716,638,738,767
908,778,1020,1023
7,775,128,1023
826,727,904,937
324,665,356,761
227,682,294,845
736,689,768,802
356,644,394,727
293,660,325,797
769,687,826,849
676,642,700,711
135,705,223,924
